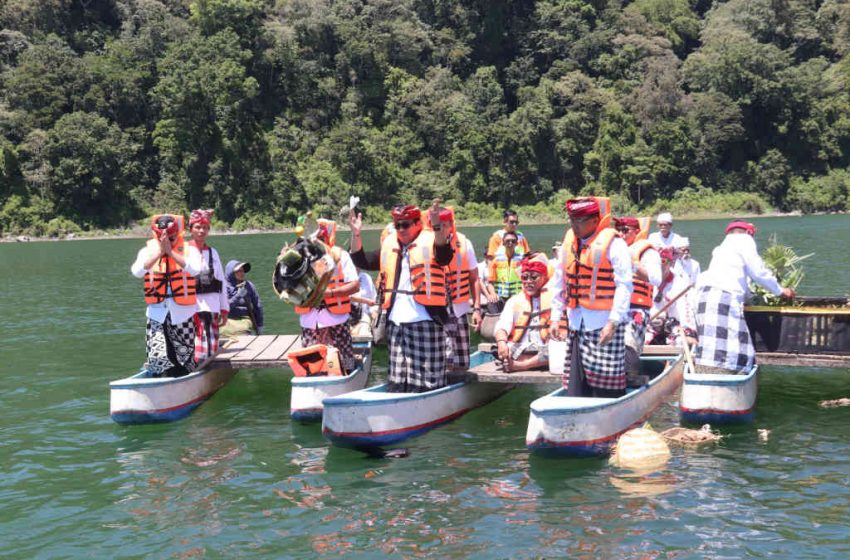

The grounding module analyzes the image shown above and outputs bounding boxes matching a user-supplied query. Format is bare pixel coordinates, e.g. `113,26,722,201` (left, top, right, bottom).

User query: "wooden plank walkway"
210,335,301,369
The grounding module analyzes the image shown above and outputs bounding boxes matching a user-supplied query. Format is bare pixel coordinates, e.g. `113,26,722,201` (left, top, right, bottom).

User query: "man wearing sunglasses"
349,201,454,392
487,231,524,306
487,209,530,258
614,216,662,380
550,198,633,398
493,253,556,372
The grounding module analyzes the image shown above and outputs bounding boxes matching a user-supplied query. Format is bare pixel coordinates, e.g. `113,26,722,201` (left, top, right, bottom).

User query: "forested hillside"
1,0,849,235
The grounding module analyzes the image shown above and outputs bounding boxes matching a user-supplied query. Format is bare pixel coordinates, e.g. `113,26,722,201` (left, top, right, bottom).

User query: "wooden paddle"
649,283,695,323
678,326,697,375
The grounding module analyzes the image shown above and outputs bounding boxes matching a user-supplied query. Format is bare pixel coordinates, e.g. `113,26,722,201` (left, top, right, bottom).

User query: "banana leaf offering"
749,234,813,306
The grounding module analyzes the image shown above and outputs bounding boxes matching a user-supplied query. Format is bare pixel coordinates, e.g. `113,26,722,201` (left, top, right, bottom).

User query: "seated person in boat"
131,214,203,377
614,216,662,379
550,197,634,398
486,231,524,305
293,219,361,373
349,267,379,340
349,201,454,392
672,236,701,286
187,209,229,363
488,209,531,257
494,253,556,372
694,220,795,374
222,260,264,336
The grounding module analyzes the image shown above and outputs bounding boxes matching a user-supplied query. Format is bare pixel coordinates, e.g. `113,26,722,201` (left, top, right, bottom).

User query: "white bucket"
548,340,567,374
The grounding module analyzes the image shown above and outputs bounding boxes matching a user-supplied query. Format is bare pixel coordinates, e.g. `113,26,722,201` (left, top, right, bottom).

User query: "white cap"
657,212,673,224
673,237,689,249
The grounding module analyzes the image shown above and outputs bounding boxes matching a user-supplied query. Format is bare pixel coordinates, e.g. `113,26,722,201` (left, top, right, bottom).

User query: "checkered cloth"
193,312,221,363
387,320,447,392
444,313,471,371
146,316,196,377
302,323,357,372
694,286,754,373
562,323,627,391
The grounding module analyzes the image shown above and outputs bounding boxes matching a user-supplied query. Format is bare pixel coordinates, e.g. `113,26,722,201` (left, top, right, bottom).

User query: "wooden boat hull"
680,364,758,424
110,366,237,424
290,341,373,421
526,355,684,457
745,297,850,355
322,351,511,447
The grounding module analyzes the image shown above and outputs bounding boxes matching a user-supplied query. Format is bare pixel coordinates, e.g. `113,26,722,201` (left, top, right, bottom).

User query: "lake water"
2,215,849,558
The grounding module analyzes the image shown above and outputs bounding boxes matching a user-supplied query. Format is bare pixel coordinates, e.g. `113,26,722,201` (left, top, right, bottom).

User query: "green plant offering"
749,235,813,306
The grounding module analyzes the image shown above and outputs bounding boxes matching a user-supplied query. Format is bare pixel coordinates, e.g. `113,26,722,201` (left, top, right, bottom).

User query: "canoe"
290,341,373,421
322,351,511,448
745,296,850,355
680,363,758,424
110,365,237,424
525,352,684,457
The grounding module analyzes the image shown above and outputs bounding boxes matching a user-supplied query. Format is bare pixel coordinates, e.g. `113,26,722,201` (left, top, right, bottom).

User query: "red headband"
565,198,600,218
190,208,213,226
725,220,756,236
391,204,421,222
614,217,640,229
659,248,675,261
151,215,180,237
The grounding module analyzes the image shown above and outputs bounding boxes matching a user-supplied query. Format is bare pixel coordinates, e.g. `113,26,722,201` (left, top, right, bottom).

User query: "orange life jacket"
294,248,352,315
508,289,553,343
634,217,651,242
629,239,655,310
143,215,197,306
445,231,472,304
287,344,343,377
561,197,618,310
379,230,447,310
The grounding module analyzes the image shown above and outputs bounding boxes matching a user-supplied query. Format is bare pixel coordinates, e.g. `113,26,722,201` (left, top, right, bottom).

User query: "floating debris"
819,398,850,408
661,424,722,447
609,425,670,471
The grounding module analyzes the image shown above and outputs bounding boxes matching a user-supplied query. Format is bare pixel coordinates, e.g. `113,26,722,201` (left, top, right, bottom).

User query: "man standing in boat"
349,201,454,392
648,212,685,250
131,214,203,377
613,216,662,379
494,252,554,372
694,220,795,373
550,198,634,397
187,209,229,364
488,209,530,257
294,219,361,373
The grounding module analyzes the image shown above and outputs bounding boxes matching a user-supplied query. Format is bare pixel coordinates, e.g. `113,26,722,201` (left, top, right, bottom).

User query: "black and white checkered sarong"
694,286,754,373
562,323,627,391
146,315,196,377
301,323,357,372
388,320,446,392
444,313,471,371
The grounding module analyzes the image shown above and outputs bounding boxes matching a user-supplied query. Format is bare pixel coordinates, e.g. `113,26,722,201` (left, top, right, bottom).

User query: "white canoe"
110,366,237,424
290,341,373,421
322,351,511,448
526,353,684,457
680,363,758,424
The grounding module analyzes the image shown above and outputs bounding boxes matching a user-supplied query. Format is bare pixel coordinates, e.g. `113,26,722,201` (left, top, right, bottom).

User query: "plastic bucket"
548,339,567,374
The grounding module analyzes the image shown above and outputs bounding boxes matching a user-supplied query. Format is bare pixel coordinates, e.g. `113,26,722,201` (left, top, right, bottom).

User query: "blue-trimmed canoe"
321,351,511,448
290,341,373,422
110,365,237,424
680,363,758,424
525,352,684,457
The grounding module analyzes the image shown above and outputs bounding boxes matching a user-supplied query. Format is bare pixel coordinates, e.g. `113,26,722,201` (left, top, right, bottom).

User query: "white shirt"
194,245,229,314
495,292,545,347
649,230,686,250
673,257,701,286
640,247,663,288
651,267,696,330
551,234,633,332
388,244,432,325
299,251,360,329
477,261,490,306
699,233,783,301
131,243,203,324
451,238,479,318
357,271,377,302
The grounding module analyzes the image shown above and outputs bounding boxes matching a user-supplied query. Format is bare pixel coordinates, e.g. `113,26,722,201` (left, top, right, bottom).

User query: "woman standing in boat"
131,214,203,377
349,201,454,392
694,220,795,373
188,209,229,364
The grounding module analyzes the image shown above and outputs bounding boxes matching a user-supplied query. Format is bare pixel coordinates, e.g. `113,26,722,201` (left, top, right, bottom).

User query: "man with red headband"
550,197,634,397
293,218,361,373
131,214,203,377
614,216,662,378
187,208,230,363
349,200,454,392
494,252,553,372
694,220,795,373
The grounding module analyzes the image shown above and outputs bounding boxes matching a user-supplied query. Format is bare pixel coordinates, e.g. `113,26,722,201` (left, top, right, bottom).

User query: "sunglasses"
395,220,416,231
521,273,541,281
507,220,519,225
503,239,518,245
616,227,637,233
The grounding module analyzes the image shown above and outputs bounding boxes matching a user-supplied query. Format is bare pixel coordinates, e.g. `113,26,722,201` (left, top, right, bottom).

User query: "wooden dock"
208,335,850,374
